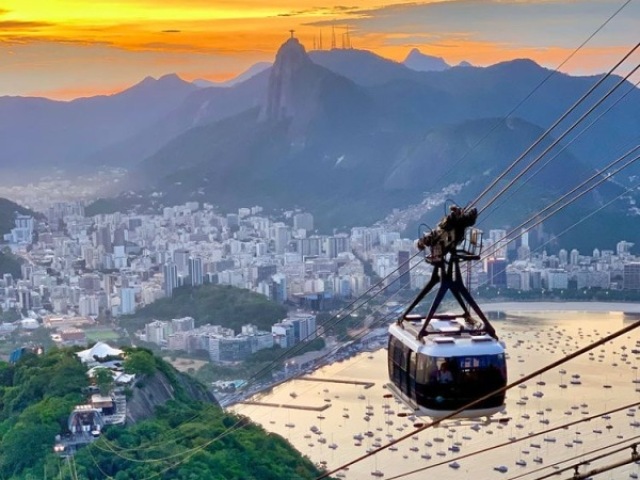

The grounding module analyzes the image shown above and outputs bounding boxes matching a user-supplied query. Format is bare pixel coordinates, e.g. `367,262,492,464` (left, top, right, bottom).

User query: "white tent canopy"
76,342,124,364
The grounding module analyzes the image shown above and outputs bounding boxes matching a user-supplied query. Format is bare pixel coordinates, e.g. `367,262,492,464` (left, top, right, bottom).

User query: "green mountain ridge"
0,347,321,479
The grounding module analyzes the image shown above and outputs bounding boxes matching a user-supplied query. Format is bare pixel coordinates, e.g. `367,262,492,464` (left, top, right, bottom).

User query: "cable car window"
413,353,506,411
388,337,409,391
416,353,429,384
408,351,417,399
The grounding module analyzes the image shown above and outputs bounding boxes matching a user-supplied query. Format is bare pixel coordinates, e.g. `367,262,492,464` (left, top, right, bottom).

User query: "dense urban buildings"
1,202,639,353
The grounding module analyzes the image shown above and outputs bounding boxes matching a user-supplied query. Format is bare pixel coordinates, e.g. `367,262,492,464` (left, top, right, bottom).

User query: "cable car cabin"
387,318,507,419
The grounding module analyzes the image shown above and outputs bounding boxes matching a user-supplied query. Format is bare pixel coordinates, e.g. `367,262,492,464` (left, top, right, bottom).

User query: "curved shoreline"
479,301,640,313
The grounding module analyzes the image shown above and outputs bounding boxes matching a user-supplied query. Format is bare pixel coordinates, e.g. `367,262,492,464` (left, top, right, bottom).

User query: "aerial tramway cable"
476,60,640,216
507,436,640,480
530,441,640,480
477,147,640,262
381,403,640,480
480,77,640,224
104,108,640,480
94,174,640,473
561,450,640,480
420,0,634,195
467,41,640,212
316,318,640,479
90,255,428,459
92,19,640,475
184,149,640,474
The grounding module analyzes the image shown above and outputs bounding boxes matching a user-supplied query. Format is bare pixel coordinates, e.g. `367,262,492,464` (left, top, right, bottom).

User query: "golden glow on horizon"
5,1,290,22
1,0,634,99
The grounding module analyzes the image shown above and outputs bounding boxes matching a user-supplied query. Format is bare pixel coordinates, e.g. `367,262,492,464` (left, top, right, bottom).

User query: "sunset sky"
1,0,638,100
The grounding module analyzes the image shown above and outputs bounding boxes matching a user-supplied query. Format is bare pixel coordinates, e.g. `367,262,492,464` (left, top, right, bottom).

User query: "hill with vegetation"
0,248,22,278
76,400,321,479
121,284,287,334
0,347,322,479
0,348,87,478
0,197,37,236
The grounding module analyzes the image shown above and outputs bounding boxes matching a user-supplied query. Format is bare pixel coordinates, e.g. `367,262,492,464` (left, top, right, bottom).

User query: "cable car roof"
389,322,505,356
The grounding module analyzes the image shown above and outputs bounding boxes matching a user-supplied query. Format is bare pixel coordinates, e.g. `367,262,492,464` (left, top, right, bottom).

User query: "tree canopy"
120,284,287,334
0,347,322,479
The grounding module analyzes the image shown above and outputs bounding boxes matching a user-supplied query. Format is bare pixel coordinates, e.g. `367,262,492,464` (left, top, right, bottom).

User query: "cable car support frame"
397,205,498,340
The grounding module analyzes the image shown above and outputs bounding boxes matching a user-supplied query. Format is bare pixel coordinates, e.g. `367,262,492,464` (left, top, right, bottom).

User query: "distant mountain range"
3,40,640,249
192,62,272,88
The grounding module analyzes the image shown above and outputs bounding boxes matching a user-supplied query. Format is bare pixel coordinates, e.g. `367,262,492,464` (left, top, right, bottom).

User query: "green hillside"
0,249,22,278
0,347,322,480
0,197,37,236
120,284,287,334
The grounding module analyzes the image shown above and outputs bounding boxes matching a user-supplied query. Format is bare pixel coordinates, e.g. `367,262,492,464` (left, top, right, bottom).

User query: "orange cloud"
2,0,635,99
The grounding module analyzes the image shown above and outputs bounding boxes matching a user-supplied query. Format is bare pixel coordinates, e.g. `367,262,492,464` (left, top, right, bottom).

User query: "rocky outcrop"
262,36,314,122
126,367,217,424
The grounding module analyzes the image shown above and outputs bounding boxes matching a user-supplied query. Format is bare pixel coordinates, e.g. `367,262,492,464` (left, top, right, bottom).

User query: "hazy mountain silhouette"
310,49,421,86
403,48,450,72
3,37,639,246
88,39,639,243
192,62,272,88
0,74,197,177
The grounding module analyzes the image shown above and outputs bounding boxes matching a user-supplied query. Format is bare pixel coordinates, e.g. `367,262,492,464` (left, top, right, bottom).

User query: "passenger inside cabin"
437,361,454,384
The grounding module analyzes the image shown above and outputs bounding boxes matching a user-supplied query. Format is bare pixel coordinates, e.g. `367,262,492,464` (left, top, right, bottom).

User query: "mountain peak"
157,73,183,83
273,37,312,70
403,48,450,72
263,37,315,122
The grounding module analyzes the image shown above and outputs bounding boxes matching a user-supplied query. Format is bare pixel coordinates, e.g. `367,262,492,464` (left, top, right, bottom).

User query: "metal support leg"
398,264,440,324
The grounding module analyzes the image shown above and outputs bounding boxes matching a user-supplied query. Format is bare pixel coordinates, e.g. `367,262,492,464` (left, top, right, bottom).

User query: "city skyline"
1,0,638,99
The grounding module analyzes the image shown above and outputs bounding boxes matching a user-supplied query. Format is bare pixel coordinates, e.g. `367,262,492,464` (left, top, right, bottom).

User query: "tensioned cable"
506,436,640,480
92,258,428,461
477,60,640,216
470,179,640,301
468,41,640,212
98,170,639,472
567,451,640,480
477,148,640,262
124,275,428,480
108,26,639,470
98,250,424,456
530,441,640,480
101,60,640,478
316,318,640,479
159,136,640,474
382,401,640,480
98,62,639,465
418,0,634,196
237,250,423,392
480,78,640,224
